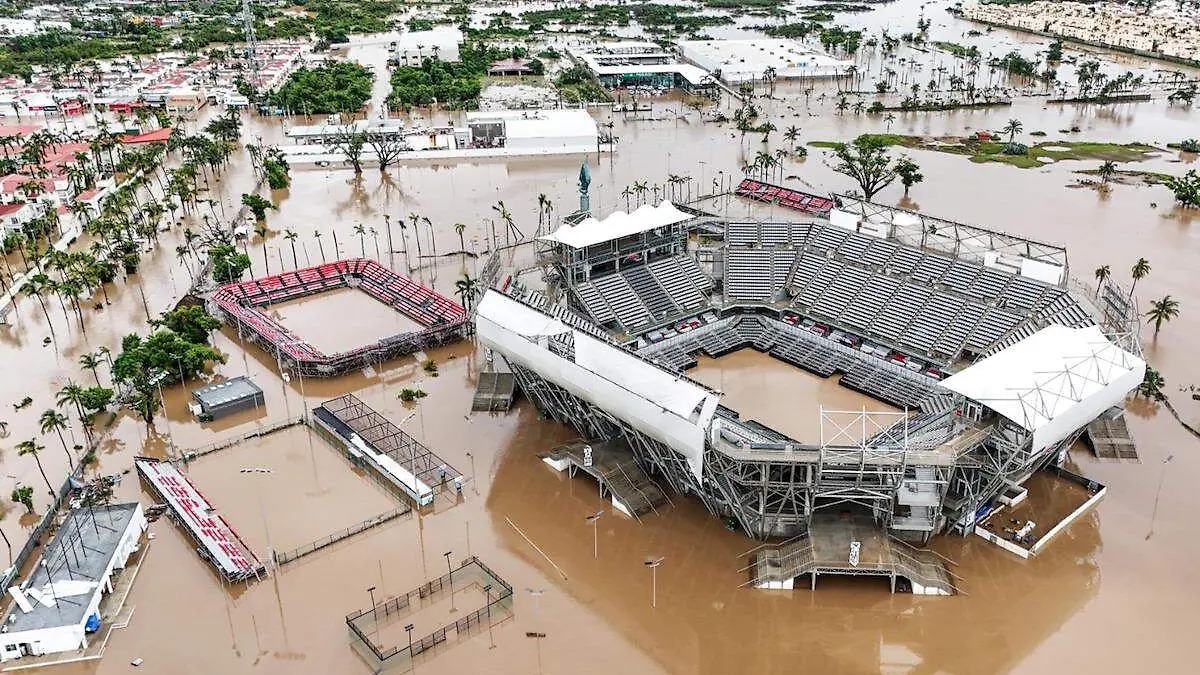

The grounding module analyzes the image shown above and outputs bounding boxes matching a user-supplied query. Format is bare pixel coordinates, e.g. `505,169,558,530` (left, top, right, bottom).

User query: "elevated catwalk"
539,440,671,519
743,514,961,595
472,355,516,412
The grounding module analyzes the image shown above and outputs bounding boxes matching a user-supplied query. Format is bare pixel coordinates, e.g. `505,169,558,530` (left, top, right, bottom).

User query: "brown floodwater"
689,349,900,443
0,30,1197,675
267,287,426,355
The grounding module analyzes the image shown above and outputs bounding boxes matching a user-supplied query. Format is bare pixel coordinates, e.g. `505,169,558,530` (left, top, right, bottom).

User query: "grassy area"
810,135,1162,168
1075,168,1173,185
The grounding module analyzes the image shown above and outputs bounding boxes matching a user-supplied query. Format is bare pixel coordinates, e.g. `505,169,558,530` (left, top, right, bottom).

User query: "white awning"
539,201,691,249
940,324,1144,448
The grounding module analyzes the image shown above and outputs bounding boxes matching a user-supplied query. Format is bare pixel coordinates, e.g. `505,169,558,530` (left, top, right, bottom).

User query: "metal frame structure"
485,203,1143,544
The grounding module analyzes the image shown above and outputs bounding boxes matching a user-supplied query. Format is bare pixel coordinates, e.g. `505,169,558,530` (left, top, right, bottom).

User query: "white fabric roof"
940,324,1145,434
539,201,691,249
589,63,711,85
475,292,713,419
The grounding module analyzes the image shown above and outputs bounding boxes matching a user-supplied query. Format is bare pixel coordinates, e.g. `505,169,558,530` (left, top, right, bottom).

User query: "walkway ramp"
539,440,670,520
741,515,961,595
1086,416,1138,460
472,355,516,412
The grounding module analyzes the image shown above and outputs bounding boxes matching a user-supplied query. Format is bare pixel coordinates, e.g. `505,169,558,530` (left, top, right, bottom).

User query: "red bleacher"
212,259,467,372
735,178,834,216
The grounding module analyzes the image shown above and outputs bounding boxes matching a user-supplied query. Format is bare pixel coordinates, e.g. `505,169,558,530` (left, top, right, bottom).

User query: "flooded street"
1,11,1199,673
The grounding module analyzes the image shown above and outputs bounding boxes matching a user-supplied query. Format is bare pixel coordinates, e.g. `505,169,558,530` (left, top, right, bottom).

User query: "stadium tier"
496,198,1144,544
210,258,467,377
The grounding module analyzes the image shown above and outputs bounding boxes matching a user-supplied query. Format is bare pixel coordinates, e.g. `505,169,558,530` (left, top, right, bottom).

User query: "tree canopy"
831,135,901,201
151,305,222,345
268,61,375,114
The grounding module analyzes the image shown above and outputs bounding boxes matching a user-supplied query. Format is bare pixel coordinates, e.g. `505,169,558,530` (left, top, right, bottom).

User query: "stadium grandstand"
477,193,1144,564
210,258,468,377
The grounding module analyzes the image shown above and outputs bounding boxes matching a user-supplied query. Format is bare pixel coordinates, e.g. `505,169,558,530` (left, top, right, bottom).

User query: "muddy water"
689,349,899,443
268,287,425,354
0,30,1196,675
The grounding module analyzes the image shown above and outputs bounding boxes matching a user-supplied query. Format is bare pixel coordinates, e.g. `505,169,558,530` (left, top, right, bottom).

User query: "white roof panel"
940,324,1145,433
539,201,691,249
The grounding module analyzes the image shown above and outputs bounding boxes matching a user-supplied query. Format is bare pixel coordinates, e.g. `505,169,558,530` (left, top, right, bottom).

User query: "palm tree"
454,223,467,256
283,229,299,268
369,227,381,261
80,352,103,386
1094,264,1111,297
621,185,634,211
1003,118,1023,143
354,224,366,257
407,213,423,259
1130,257,1151,299
16,440,54,497
314,230,326,263
1145,295,1179,336
1097,160,1117,185
633,181,649,206
254,223,269,274
455,273,478,312
39,409,73,466
21,273,56,341
884,113,896,132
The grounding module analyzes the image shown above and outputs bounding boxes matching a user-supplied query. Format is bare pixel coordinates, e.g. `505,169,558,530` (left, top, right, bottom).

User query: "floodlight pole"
1146,454,1175,541
585,509,604,559
645,556,665,608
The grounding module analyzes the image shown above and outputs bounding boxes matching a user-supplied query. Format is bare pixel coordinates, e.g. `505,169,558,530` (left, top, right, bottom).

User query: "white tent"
940,324,1144,450
538,202,691,249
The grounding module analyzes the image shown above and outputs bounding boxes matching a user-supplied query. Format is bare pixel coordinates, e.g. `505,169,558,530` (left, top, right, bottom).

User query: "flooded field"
268,288,426,355
0,7,1198,673
689,349,899,443
183,425,400,554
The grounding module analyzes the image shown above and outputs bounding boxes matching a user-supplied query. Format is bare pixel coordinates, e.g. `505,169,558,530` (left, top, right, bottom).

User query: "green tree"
1130,258,1151,298
268,62,375,114
1094,264,1111,296
16,439,54,497
150,305,222,344
241,193,275,223
79,351,104,386
895,157,923,195
1145,295,1179,336
1097,160,1117,186
455,273,478,312
210,244,251,283
1138,366,1166,401
1003,118,1023,143
1162,169,1200,207
831,135,900,201
38,408,73,466
11,486,34,513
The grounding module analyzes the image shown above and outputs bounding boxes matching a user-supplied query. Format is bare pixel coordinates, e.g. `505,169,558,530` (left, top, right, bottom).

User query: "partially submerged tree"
895,157,924,195
210,244,251,284
150,305,222,344
1163,169,1200,208
241,193,275,223
332,129,367,174
831,135,900,201
366,132,406,172
1145,295,1180,336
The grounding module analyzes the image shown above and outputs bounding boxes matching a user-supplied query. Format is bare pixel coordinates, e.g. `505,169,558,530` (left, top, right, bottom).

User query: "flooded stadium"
2,17,1200,675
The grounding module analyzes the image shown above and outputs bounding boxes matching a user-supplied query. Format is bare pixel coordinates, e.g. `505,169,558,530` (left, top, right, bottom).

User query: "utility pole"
384,214,395,270
1146,454,1175,541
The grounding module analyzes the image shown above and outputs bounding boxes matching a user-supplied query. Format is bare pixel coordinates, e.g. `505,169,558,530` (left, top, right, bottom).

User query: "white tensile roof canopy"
940,324,1145,448
539,201,691,249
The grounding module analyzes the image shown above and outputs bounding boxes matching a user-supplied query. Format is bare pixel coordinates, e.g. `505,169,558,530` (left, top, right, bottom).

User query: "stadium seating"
573,255,714,330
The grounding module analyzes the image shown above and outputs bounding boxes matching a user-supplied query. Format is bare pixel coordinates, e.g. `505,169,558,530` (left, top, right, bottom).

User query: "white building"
465,109,597,152
677,39,852,83
0,18,71,37
0,503,147,662
389,27,464,66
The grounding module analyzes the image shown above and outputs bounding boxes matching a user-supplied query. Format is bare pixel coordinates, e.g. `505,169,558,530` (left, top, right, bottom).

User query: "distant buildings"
0,18,71,36
677,39,853,83
963,1,1200,64
569,41,713,92
387,27,464,67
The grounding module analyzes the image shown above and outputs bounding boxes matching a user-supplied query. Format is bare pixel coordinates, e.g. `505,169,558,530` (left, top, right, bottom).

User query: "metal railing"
274,505,411,565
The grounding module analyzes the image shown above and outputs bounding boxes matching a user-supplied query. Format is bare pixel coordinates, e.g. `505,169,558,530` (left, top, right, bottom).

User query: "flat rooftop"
6,503,140,633
193,376,263,408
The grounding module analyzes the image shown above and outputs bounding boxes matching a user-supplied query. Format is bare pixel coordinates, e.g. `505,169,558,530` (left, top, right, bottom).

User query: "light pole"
585,509,604,559
465,450,477,495
367,585,378,645
443,551,456,613
404,623,415,666
1146,454,1175,541
525,630,547,675
645,556,665,609
483,583,496,649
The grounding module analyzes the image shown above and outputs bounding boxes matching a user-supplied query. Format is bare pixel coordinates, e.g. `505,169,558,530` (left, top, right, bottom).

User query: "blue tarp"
85,612,101,633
